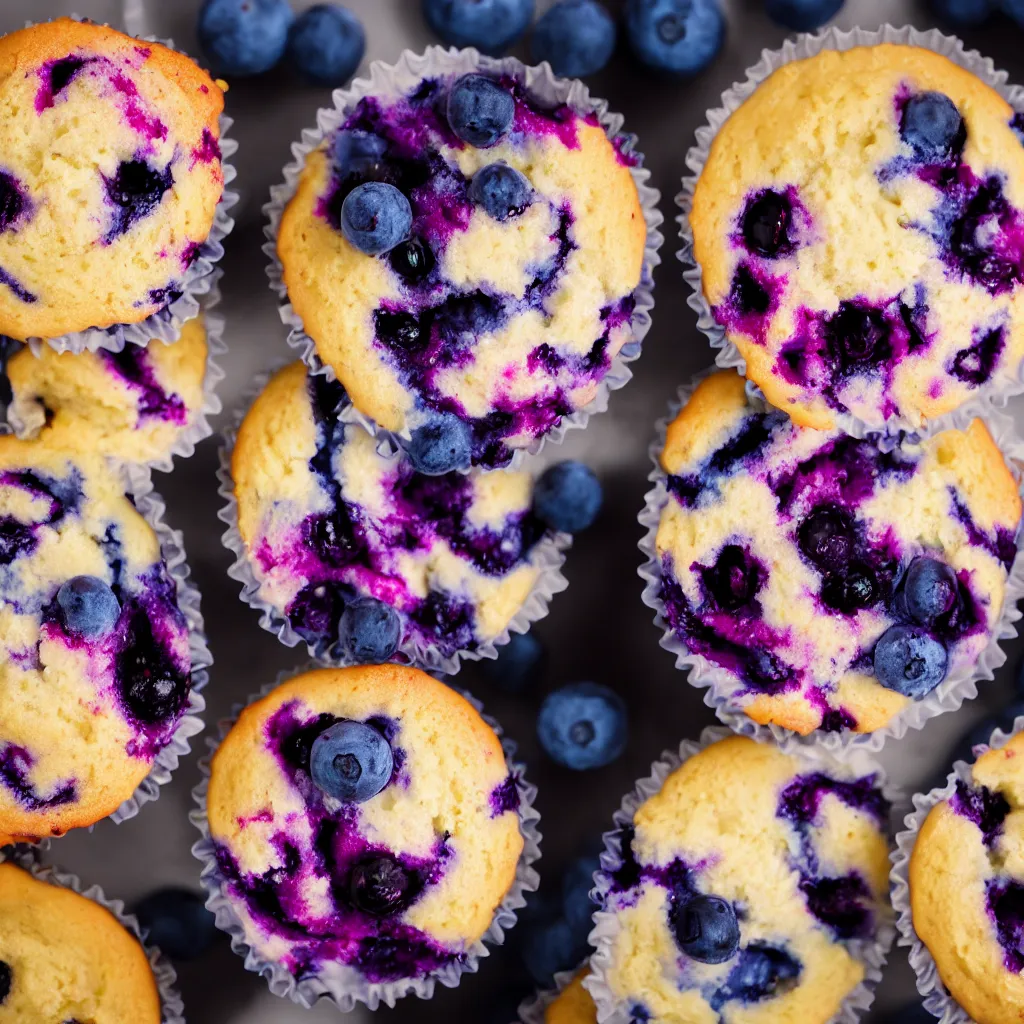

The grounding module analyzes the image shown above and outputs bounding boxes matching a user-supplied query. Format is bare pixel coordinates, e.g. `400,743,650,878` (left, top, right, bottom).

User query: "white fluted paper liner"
263,45,663,472
188,665,542,1012
637,370,1024,754
584,726,897,1024
677,24,1024,444
518,965,586,1023
216,364,571,674
2,848,186,1022
892,714,1024,1023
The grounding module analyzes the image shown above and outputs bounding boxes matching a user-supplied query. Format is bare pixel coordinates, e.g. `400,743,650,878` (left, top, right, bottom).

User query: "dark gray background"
15,1,1024,1020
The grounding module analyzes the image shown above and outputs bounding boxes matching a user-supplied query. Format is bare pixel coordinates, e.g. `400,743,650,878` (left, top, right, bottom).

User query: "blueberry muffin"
910,731,1024,1024
231,361,564,663
277,68,646,470
0,862,161,1022
0,439,193,841
595,735,891,1023
7,315,209,465
205,664,526,987
0,19,224,340
651,371,1021,736
690,44,1024,431
543,969,597,1024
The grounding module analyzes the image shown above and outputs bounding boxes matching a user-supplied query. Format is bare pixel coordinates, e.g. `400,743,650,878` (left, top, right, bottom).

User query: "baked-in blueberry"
389,237,435,282
798,506,854,571
929,0,993,24
533,460,602,533
340,181,413,256
763,0,844,31
826,302,890,367
624,0,726,77
197,0,293,76
742,190,793,258
900,92,967,162
719,943,801,1002
705,544,760,610
309,719,394,802
104,160,174,242
874,624,948,697
422,0,534,55
374,308,427,351
730,264,771,314
446,74,516,147
403,412,474,475
350,855,413,915
118,610,189,723
133,888,218,961
338,597,402,662
285,4,365,87
469,163,533,222
537,681,628,770
0,960,9,1003
481,631,545,692
56,575,121,638
333,129,388,182
670,894,740,964
821,564,878,614
903,556,959,626
531,0,617,79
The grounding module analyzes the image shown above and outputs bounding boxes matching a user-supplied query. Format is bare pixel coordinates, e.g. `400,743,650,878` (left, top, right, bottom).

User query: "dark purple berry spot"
798,506,855,571
703,544,762,611
103,159,173,243
389,237,435,282
0,517,36,565
825,301,891,368
374,308,428,352
116,606,189,724
821,564,878,614
730,263,771,315
350,856,415,916
50,56,89,96
799,874,872,939
0,173,27,233
950,325,1005,385
742,189,793,258
0,960,10,1003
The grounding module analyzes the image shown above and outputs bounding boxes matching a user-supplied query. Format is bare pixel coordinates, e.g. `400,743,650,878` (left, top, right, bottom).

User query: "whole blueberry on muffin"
650,371,1021,736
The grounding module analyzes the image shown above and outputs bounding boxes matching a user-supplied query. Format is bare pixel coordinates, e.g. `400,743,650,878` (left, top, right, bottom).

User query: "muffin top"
0,439,192,840
0,863,161,1023
653,371,1021,736
911,731,1024,1024
545,969,597,1024
7,315,209,465
597,736,891,1024
206,665,524,984
232,361,559,663
691,44,1024,431
277,69,645,469
0,19,224,340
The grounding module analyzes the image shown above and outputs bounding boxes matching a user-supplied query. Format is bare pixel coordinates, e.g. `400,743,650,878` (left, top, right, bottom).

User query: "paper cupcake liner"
518,965,587,1023
263,45,663,472
215,364,571,674
637,369,1024,754
677,24,1024,444
1,848,186,1023
189,664,542,1012
891,714,1024,1023
584,726,897,1024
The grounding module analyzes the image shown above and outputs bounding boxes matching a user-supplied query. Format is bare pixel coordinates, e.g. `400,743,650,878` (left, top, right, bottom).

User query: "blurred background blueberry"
534,461,603,534
929,0,994,24
537,681,628,770
422,0,535,54
482,631,546,692
133,888,219,961
197,0,293,76
286,4,365,86
531,0,617,78
624,0,726,76
763,0,844,31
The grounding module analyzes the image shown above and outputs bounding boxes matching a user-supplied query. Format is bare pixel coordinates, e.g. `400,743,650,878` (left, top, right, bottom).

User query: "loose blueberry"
481,631,545,692
562,854,601,930
763,0,844,31
340,182,412,256
903,557,959,626
469,163,533,222
874,624,948,698
104,160,174,241
285,4,365,87
742,190,793,258
900,92,966,162
338,598,402,662
404,412,474,474
333,129,388,181
389,237,435,282
423,0,534,55
798,506,854,571
1002,0,1024,27
821,565,878,614
350,855,413,915
670,894,740,964
730,264,771,314
624,0,726,77
133,888,218,961
0,961,9,1003
826,302,890,366
197,0,294,76
309,719,393,802
446,74,516,148
56,576,121,638
705,544,759,610
537,681,628,770
533,461,602,533
520,917,583,985
929,0,994,24
531,1,617,79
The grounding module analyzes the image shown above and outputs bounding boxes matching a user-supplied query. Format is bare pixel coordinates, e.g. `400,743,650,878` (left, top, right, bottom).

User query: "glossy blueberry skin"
670,894,740,964
403,412,474,474
334,130,388,181
469,163,533,221
900,92,966,162
481,631,545,692
929,0,993,24
874,624,948,698
446,74,516,147
133,888,218,961
423,0,535,55
389,237,435,282
742,190,792,258
56,576,121,638
197,0,293,76
624,0,726,77
903,557,959,626
338,597,402,662
286,4,365,87
763,0,844,31
533,461,602,534
309,719,394,802
340,182,413,256
537,681,628,770
531,0,617,79
798,506,854,571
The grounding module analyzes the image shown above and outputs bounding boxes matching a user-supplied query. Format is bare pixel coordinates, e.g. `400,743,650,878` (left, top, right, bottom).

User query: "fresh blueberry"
903,557,959,626
798,506,854,571
0,961,9,1003
404,412,474,474
340,182,412,256
874,624,948,698
197,0,293,76
338,598,402,662
446,74,516,148
285,4,365,87
520,917,582,985
469,163,533,222
670,894,740,964
350,855,413,915
56,576,121,638
481,631,545,692
717,943,802,1004
821,565,878,614
929,0,994,24
309,719,394,802
537,682,628,770
389,237,435,282
900,92,966,163
705,544,760,610
133,888,218,961
763,0,844,31
624,0,726,77
742,190,793,258
333,130,388,183
533,461,602,533
562,854,601,930
531,1,617,78
423,0,534,55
